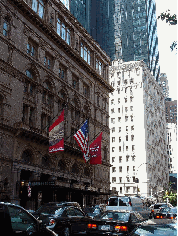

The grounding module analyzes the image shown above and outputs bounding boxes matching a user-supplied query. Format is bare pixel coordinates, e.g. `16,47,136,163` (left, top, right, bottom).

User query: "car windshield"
170,208,177,214
154,204,167,209
36,206,63,215
100,212,130,221
108,197,130,206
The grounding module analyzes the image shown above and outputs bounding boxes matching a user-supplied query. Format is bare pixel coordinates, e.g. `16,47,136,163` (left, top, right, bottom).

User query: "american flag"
74,120,90,162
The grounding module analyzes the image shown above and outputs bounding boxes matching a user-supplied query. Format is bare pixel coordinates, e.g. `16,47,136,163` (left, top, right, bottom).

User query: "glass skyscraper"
69,0,160,81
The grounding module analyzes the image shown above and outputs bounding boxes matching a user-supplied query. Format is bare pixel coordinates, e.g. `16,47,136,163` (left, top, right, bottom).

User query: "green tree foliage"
163,182,177,206
158,10,177,51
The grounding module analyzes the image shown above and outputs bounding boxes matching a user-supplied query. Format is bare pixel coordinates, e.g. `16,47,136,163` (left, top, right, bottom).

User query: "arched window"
32,0,44,19
22,150,33,164
0,94,3,117
42,155,51,167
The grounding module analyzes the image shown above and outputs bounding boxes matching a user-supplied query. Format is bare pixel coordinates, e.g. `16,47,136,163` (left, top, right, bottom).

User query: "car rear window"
101,212,130,221
154,204,167,209
36,206,63,215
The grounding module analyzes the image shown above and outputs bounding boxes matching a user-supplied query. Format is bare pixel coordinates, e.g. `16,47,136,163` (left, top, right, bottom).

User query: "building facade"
70,0,160,81
166,123,177,174
109,60,168,197
158,73,169,100
0,0,113,210
165,100,177,124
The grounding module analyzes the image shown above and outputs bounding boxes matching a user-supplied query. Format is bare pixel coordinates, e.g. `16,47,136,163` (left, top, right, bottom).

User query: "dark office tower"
69,0,160,81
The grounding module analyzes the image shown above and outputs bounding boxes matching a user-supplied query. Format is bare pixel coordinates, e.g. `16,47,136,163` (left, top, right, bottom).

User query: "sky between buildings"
156,0,177,101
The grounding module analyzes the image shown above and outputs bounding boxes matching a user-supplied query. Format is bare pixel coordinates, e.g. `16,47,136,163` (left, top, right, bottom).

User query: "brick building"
0,0,113,210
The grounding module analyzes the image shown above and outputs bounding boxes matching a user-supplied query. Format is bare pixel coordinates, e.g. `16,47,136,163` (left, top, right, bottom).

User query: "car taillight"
169,216,173,219
156,215,162,219
151,210,154,213
129,201,132,206
88,224,97,229
49,219,56,225
115,225,128,231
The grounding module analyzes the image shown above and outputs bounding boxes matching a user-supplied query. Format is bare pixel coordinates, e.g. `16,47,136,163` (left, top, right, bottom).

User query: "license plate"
101,225,110,230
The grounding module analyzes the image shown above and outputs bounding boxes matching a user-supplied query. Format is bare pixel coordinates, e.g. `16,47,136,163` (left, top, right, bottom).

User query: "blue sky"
156,0,177,101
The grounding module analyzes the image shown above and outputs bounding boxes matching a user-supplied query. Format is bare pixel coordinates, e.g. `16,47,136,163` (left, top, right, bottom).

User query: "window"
111,99,114,105
32,0,44,18
72,78,79,90
44,53,53,69
126,135,128,141
57,18,71,45
80,43,90,64
96,58,102,75
130,96,133,102
118,98,120,104
111,118,115,124
126,146,128,151
118,117,121,122
127,166,129,173
27,39,38,58
111,108,114,114
125,98,127,103
126,187,130,193
112,137,115,142
120,187,122,193
126,155,129,162
131,115,133,122
112,167,116,173
131,135,134,141
119,156,122,163
112,147,115,152
112,177,116,183
125,107,128,112
59,66,66,79
118,108,120,113
119,166,122,172
7,205,37,232
119,127,121,132
118,88,120,94
130,106,133,111
132,156,135,161
126,126,128,131
119,177,122,183
132,145,135,151
29,107,35,127
119,137,121,142
3,18,9,37
83,83,90,98
112,157,115,163
125,116,128,122
131,125,134,131
133,166,135,171
119,146,121,152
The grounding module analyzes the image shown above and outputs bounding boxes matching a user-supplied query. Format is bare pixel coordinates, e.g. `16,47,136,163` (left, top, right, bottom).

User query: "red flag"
89,132,102,165
49,110,64,153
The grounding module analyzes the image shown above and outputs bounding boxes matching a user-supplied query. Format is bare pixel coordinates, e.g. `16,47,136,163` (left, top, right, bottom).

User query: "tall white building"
166,123,177,174
109,60,169,197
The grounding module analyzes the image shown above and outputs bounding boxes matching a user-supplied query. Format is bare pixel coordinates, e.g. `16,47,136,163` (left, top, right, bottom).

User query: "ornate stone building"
0,0,113,210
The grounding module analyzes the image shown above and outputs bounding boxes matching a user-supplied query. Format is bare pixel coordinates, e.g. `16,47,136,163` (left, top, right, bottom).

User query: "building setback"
0,0,113,209
109,60,168,197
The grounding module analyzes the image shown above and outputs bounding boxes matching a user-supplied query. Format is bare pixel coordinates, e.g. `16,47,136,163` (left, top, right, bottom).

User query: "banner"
89,132,102,165
49,110,64,153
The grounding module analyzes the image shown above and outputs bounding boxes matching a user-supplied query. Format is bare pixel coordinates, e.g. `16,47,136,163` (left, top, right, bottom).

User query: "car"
132,218,177,235
87,210,144,235
149,203,173,218
0,202,57,236
155,207,177,219
36,204,91,235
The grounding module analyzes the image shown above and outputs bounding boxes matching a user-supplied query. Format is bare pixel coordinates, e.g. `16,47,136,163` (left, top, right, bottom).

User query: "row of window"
112,186,137,194
112,155,135,163
111,97,134,105
111,126,134,133
111,115,134,124
111,78,134,87
112,165,136,173
111,106,134,113
112,135,134,143
112,145,135,152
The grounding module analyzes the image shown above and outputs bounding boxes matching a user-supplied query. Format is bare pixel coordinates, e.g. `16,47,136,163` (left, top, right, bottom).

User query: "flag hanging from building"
74,120,90,162
49,110,64,153
89,132,102,165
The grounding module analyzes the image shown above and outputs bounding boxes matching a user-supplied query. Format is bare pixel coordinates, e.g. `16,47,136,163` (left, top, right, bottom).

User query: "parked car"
132,218,177,235
0,202,57,236
47,205,92,235
155,207,177,219
106,196,146,216
149,203,173,218
87,210,144,235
